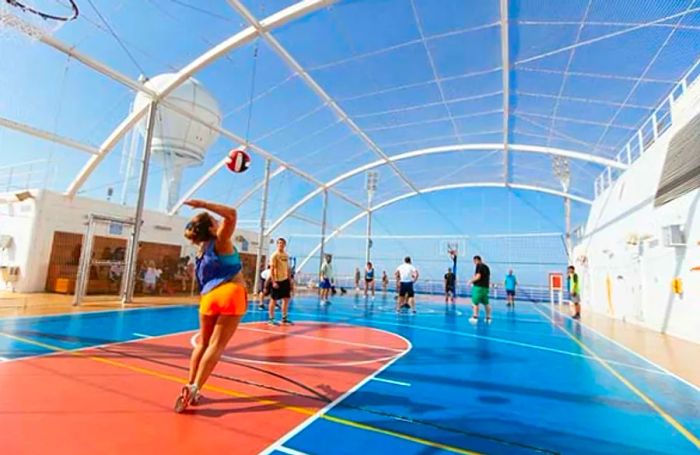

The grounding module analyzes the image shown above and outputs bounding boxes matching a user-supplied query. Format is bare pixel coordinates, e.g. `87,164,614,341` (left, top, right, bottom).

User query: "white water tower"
127,73,221,212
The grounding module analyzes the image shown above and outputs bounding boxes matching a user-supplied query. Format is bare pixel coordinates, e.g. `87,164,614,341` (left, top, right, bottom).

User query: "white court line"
0,303,194,321
0,356,8,362
372,377,411,387
190,331,403,368
0,328,197,364
541,304,700,394
239,325,405,352
289,309,670,376
276,446,309,455
259,333,413,455
132,333,152,338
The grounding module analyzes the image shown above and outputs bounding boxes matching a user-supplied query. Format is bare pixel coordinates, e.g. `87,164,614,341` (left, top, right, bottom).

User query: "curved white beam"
55,0,333,197
295,182,591,274
265,142,621,235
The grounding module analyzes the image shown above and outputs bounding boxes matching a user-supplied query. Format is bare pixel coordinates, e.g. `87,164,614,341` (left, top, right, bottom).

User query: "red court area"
0,322,410,455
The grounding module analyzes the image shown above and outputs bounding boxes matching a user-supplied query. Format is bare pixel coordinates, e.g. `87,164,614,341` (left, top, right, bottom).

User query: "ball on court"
226,148,251,173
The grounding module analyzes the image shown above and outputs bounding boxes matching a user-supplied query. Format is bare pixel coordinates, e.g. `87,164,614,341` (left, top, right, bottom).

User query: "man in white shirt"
257,265,272,310
395,256,419,313
319,254,334,304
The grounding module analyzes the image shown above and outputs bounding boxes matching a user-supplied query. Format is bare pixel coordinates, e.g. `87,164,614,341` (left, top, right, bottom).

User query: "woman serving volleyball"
175,198,248,412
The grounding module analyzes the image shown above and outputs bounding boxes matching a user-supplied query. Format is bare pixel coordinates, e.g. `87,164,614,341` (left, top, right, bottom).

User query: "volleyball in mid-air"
226,147,251,173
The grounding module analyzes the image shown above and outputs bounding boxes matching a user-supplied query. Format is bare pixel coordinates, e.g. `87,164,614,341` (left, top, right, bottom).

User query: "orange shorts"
199,282,248,316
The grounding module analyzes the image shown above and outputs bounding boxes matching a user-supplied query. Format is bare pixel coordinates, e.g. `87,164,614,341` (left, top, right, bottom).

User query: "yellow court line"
532,306,700,450
0,331,480,455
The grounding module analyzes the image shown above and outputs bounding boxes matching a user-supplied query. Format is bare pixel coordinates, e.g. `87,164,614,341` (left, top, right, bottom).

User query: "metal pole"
73,215,96,306
564,196,572,260
122,101,158,304
253,158,272,296
365,205,372,265
364,171,377,265
319,189,328,274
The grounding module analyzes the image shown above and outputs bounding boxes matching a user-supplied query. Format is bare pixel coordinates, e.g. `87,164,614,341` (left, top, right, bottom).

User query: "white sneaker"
191,389,203,406
469,316,478,324
486,317,493,325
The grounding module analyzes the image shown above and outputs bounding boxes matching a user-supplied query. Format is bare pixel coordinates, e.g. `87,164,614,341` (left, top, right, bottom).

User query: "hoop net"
0,1,77,42
443,240,461,258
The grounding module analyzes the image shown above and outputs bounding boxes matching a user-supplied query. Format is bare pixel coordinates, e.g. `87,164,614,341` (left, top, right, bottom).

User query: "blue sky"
1,0,699,283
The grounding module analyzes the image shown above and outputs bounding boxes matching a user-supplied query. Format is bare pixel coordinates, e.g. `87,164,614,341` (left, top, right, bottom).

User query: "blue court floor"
1,294,699,454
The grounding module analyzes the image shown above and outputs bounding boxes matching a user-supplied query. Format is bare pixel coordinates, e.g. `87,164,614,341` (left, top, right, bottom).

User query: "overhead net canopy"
1,0,699,284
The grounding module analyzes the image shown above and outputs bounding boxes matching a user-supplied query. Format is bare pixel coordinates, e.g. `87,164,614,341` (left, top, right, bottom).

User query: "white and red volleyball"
225,147,251,173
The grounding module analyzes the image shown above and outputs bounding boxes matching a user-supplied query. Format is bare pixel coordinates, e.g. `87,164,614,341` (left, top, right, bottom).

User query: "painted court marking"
0,328,197,364
566,311,700,394
531,305,700,450
0,303,193,321
371,376,411,387
277,446,309,455
192,322,408,368
239,325,405,352
290,309,670,376
189,331,402,368
0,324,479,455
258,334,479,455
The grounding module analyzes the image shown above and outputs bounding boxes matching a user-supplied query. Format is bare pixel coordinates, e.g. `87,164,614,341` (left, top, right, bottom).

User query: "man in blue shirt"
504,269,517,306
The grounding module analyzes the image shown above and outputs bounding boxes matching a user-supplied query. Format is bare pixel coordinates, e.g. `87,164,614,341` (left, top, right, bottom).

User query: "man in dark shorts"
468,255,491,324
504,269,517,306
395,256,419,313
269,238,292,325
567,265,581,320
319,254,333,304
444,267,456,304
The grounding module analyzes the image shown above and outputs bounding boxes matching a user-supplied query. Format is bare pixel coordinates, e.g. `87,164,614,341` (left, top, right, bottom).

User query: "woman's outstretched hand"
184,199,206,209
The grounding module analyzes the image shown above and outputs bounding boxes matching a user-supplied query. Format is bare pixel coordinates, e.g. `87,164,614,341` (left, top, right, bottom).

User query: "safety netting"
1,0,699,285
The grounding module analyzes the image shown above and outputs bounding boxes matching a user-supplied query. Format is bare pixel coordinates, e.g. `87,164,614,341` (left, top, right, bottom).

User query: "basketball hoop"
446,241,458,257
0,0,79,42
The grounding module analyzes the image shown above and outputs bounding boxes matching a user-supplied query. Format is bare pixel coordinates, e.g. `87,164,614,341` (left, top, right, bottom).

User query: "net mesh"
293,232,567,293
0,1,75,42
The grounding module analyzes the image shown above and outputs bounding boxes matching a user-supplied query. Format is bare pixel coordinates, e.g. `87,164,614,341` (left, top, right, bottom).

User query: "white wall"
0,196,39,291
0,190,259,293
576,81,700,343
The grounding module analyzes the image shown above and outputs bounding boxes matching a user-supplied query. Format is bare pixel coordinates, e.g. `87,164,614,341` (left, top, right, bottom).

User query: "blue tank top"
505,274,516,291
365,268,375,280
195,241,242,295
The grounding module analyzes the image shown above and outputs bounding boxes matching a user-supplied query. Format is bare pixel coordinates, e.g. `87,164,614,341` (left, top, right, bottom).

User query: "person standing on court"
468,255,491,324
567,265,581,320
175,199,248,412
381,270,389,297
257,265,272,310
319,254,334,304
269,238,293,325
364,261,376,299
395,256,419,313
354,267,361,292
444,267,456,305
504,269,517,306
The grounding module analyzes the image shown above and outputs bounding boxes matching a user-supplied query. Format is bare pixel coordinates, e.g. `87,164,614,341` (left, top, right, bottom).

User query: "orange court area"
0,322,410,455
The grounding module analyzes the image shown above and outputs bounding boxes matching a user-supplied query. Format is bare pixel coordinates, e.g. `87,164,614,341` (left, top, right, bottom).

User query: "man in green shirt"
567,265,581,320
